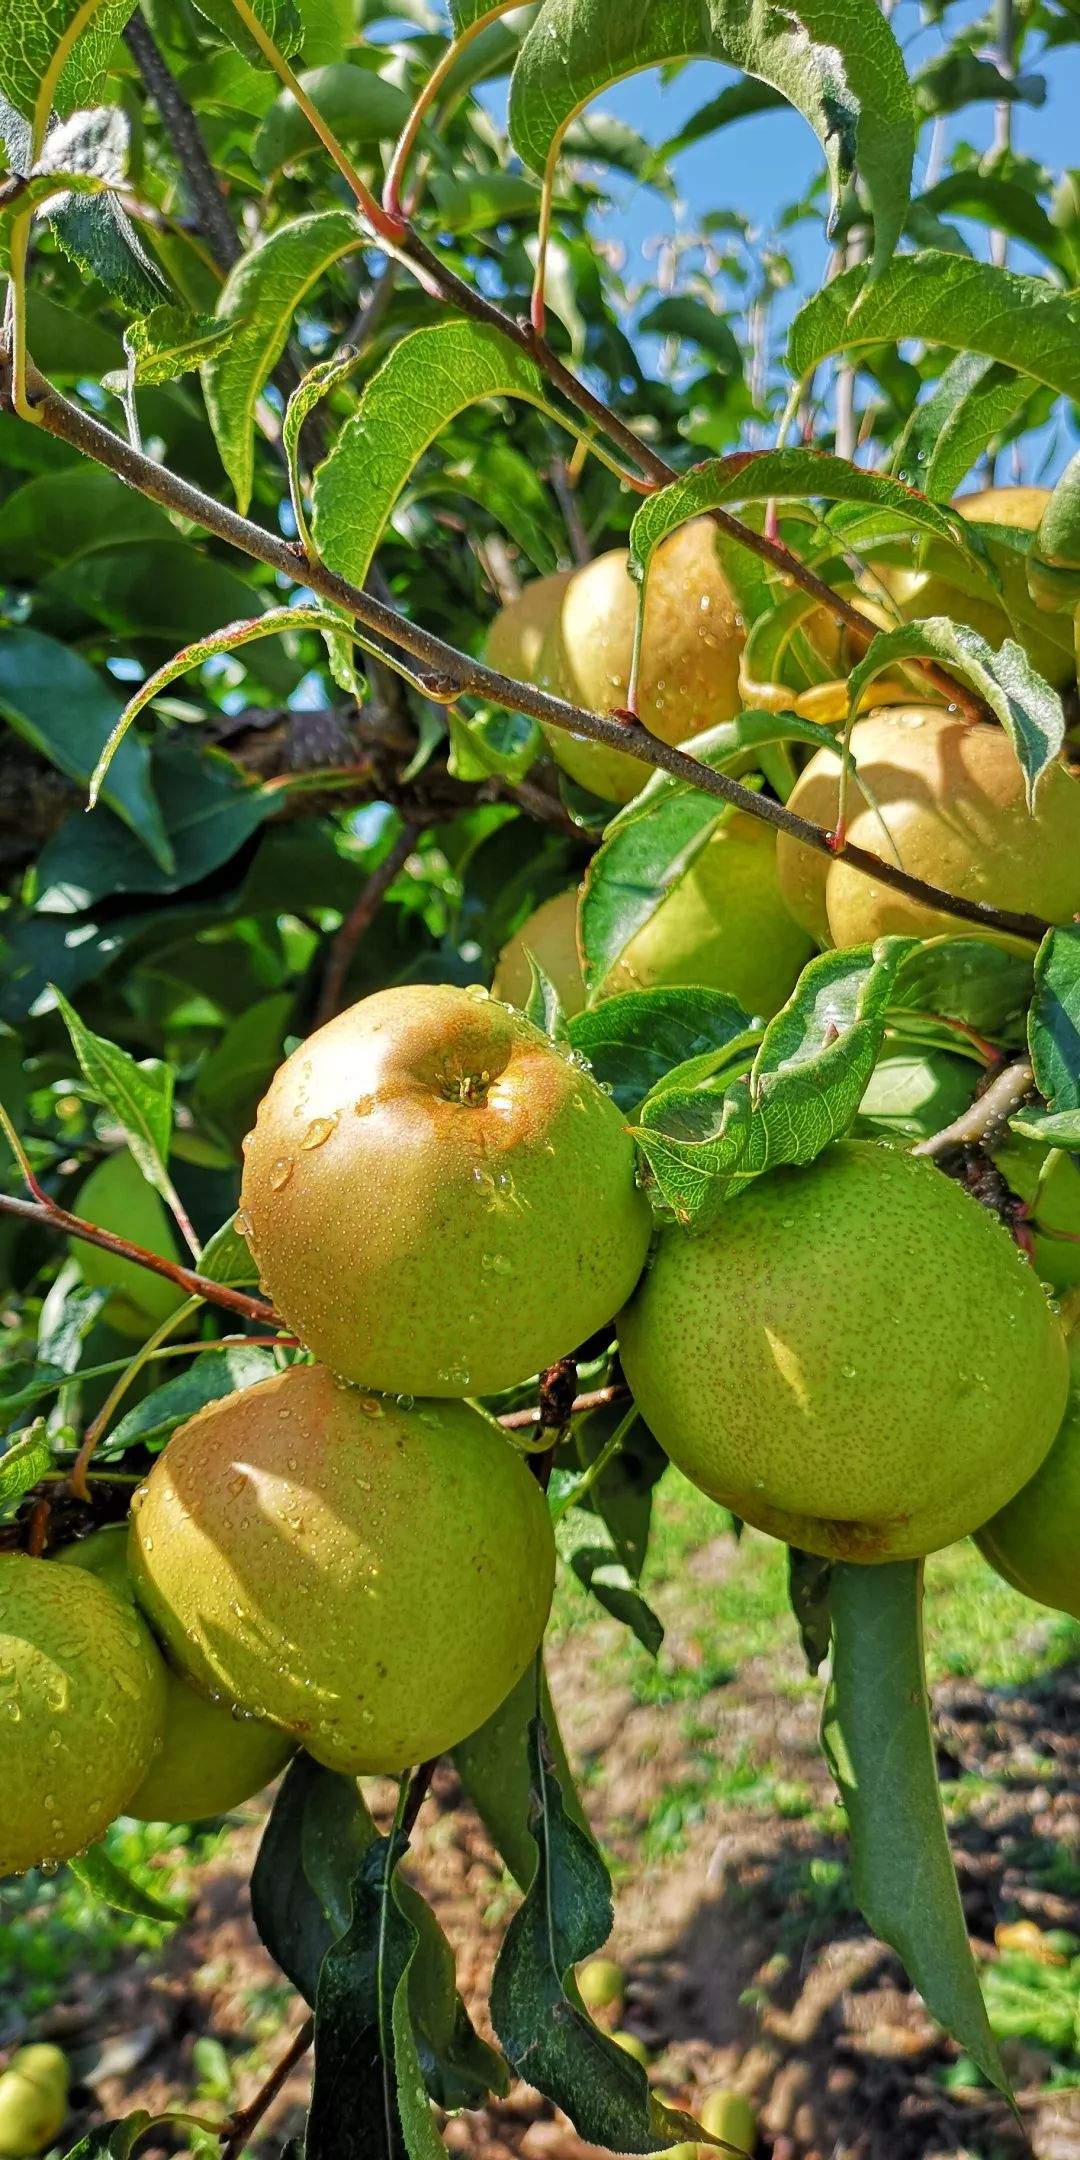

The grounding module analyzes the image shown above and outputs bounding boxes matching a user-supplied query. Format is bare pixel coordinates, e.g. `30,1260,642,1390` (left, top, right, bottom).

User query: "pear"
485,568,573,684
130,1364,556,1775
884,486,1074,689
698,2087,757,2153
59,1529,294,1821
0,1554,166,1878
618,1140,1068,1563
975,1339,1080,1620
776,709,1080,947
71,1152,189,1338
0,2045,69,2158
576,1958,625,2012
537,521,745,803
492,889,586,1018
239,983,651,1397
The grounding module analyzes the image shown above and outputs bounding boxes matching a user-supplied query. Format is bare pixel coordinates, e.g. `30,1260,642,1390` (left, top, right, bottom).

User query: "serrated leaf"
789,253,1080,407
254,62,411,176
68,1845,184,1922
115,305,239,387
0,627,171,870
567,986,752,1114
508,0,913,280
0,0,136,127
202,209,362,511
103,1347,279,1456
628,450,970,583
890,935,1034,1039
191,0,303,64
635,940,913,1226
1029,926,1080,1114
0,1420,52,1508
52,986,175,1201
283,341,360,538
892,354,1034,503
823,1560,1009,2097
1009,1104,1080,1147
846,620,1065,805
311,318,552,593
489,1720,704,2151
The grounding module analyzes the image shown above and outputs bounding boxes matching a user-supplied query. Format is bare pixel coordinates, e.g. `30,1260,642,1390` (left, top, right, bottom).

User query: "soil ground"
6,1471,1080,2160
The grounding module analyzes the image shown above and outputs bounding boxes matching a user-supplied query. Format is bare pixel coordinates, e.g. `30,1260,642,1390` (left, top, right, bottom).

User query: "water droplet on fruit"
234,1209,253,1238
270,1157,294,1191
5,1700,21,1723
357,1396,384,1417
143,1537,153,1553
466,984,490,1001
301,1114,337,1150
395,1394,415,1411
242,1129,256,1153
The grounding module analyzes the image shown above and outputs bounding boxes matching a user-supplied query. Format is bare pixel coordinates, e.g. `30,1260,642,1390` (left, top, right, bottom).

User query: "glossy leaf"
787,1548,832,1676
508,0,914,279
202,209,362,510
0,628,171,870
892,354,1034,502
38,742,272,910
568,986,752,1114
0,1419,52,1508
312,318,552,593
197,1216,263,1287
251,1754,371,2002
52,987,175,1201
890,935,1034,1039
846,619,1065,805
1029,927,1080,1114
103,1346,278,1456
253,62,411,176
1009,1104,1080,1147
68,1846,185,1922
823,1561,1009,2097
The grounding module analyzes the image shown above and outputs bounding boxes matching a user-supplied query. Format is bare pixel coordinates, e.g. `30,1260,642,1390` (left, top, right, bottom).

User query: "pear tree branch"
0,1187,275,1322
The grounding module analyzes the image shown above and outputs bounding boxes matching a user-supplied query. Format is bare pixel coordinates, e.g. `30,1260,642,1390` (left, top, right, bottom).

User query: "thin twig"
0,1188,275,1321
402,1757,438,1838
220,2015,315,2160
3,356,1049,945
315,821,419,1026
498,1382,628,1432
123,13,241,271
912,1058,1035,1158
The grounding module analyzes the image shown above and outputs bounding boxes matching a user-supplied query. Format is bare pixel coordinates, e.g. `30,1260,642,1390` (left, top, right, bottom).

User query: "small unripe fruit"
0,2045,69,2157
698,2087,758,2152
0,1554,166,1878
619,1141,1068,1563
239,984,651,1397
130,1364,556,1775
537,522,745,803
611,2031,649,2068
576,1957,625,2012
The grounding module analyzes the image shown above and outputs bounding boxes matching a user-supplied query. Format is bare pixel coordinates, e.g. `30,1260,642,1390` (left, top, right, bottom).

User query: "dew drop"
357,1396,384,1418
301,1114,337,1150
270,1157,294,1191
234,1209,254,1238
242,1129,256,1154
395,1393,415,1411
228,1473,246,1497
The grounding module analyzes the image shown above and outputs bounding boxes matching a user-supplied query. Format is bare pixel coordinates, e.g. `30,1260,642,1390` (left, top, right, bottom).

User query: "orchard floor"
8,1472,1080,2160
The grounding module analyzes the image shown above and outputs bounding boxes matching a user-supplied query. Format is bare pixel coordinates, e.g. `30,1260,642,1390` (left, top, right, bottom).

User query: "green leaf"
789,253,1080,407
507,0,914,279
637,296,741,373
628,449,971,580
890,935,1033,1040
1029,927,1080,1114
110,305,239,388
452,1660,595,1891
51,986,176,1203
61,2115,154,2160
0,1420,52,1508
522,951,569,1041
635,940,913,1226
567,986,752,1114
103,1347,279,1456
38,741,272,910
198,1215,262,1287
202,209,362,511
447,705,540,785
191,0,303,64
846,620,1065,806
251,1754,372,2002
570,1405,668,1583
787,1548,832,1675
0,0,136,126
892,354,1034,502
1029,449,1080,610
68,1845,185,1922
489,1720,704,2151
0,102,166,310
569,1544,664,1656
253,62,411,176
0,628,171,870
823,1560,1009,2097
448,0,512,27
311,318,551,594
1009,1104,1080,1147
194,991,294,1149
427,169,542,234
283,341,361,539
920,174,1074,281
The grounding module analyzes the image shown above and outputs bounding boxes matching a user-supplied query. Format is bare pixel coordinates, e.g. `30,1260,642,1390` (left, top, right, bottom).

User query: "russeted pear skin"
0,1554,166,1878
60,1528,294,1821
776,709,1080,946
239,983,651,1396
129,1365,557,1775
975,1342,1080,1619
618,1141,1069,1563
537,520,745,802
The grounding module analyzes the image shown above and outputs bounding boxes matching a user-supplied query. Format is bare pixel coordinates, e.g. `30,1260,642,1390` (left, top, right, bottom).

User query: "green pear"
698,2087,757,2153
452,1657,592,1888
576,1958,625,2012
493,890,586,1018
0,1554,166,1878
976,1339,1080,1620
0,2045,69,2158
72,1152,189,1339
238,983,651,1397
59,1529,294,1821
130,1364,556,1775
618,1140,1068,1563
992,1135,1080,1293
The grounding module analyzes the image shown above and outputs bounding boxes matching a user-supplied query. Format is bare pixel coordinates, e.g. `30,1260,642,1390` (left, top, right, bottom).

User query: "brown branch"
912,1058,1036,1159
0,1189,275,1322
3,355,1049,944
402,1757,437,1837
123,14,241,273
499,1382,628,1431
315,820,420,1027
220,2015,315,2160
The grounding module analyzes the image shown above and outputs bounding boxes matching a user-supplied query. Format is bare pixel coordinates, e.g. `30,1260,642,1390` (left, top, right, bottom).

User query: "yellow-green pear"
71,1152,189,1338
130,1364,556,1775
885,487,1074,688
0,2045,69,2157
776,709,1080,947
238,983,651,1397
577,1958,625,2012
486,569,573,683
618,1141,1068,1563
492,889,586,1017
975,1338,1080,1619
852,1042,977,1144
537,521,745,803
992,1136,1080,1293
698,2087,758,2152
611,2031,649,2067
0,1554,166,1878
59,1529,294,1821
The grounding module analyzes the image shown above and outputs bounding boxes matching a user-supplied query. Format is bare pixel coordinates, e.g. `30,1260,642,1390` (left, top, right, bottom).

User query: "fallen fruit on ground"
0,2045,69,2158
576,1957,625,2012
618,1140,1068,1563
129,1363,556,1775
776,709,1080,946
239,982,651,1395
59,1528,295,1821
0,1554,166,1878
536,520,745,802
697,2086,758,2152
975,1338,1080,1621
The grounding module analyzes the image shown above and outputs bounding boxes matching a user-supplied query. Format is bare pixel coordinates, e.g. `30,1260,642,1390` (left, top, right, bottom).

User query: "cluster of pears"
2,983,651,1879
